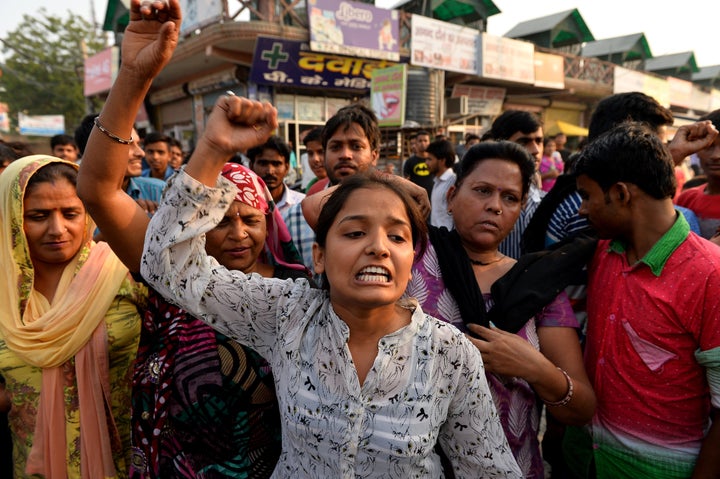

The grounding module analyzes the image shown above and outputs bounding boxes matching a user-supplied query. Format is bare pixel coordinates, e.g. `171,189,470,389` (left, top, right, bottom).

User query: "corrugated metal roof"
504,9,576,37
692,65,720,81
389,0,501,18
581,33,647,57
645,52,698,72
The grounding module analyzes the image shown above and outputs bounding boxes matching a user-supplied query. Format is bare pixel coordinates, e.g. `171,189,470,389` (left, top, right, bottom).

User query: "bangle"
543,367,574,407
93,117,133,145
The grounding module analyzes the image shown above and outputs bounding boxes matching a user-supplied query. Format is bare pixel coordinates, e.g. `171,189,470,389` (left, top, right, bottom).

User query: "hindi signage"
410,15,478,75
251,36,397,91
450,84,505,116
479,33,535,84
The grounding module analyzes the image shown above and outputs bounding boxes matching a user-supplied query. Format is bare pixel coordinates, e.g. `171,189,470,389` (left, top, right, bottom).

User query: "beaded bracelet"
93,117,133,145
543,367,574,407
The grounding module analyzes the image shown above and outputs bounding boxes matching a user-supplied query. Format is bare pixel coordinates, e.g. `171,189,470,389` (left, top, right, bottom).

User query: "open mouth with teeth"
356,265,391,283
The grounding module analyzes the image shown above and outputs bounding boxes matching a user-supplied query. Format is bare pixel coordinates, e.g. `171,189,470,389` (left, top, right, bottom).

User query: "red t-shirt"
585,225,720,461
676,185,720,238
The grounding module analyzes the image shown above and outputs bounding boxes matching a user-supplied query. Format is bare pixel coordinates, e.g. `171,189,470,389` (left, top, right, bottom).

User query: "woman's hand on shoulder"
466,324,549,381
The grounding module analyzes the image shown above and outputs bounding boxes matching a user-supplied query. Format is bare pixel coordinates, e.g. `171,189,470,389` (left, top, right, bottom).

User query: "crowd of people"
0,1,719,478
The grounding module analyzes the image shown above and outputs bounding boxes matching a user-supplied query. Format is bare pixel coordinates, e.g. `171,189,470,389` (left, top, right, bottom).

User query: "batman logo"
413,162,431,177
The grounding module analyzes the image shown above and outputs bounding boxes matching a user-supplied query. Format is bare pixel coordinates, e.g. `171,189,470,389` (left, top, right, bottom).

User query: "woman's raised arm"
77,0,182,272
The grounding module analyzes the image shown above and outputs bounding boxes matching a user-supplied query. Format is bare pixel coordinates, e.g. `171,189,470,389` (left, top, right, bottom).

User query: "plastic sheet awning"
546,120,589,137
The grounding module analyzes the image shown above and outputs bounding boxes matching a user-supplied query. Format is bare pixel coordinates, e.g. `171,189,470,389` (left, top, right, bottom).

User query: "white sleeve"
438,335,522,478
140,169,312,358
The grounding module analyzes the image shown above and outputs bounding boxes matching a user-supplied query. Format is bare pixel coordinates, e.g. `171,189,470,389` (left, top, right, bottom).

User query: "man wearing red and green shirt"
575,122,720,478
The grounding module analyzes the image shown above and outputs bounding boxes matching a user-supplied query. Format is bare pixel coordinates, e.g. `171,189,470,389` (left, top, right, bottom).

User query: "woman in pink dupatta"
0,155,143,478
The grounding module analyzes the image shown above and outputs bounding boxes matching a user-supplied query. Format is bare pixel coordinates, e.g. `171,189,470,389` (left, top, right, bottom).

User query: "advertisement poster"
308,0,400,61
371,64,407,127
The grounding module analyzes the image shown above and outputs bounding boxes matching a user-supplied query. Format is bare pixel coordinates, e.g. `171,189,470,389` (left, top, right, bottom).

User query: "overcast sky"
2,0,719,68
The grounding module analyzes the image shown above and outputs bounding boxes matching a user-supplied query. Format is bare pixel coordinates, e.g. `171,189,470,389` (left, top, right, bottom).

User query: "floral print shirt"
140,170,522,478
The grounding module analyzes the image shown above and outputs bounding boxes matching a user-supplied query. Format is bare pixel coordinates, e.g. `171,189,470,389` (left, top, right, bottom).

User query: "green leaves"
0,8,107,133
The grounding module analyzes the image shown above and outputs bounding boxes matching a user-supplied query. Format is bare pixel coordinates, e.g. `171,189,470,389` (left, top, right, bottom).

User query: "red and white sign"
84,47,119,96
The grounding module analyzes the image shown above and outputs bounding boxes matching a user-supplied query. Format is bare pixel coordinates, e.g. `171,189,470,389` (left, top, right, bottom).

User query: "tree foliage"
0,8,107,134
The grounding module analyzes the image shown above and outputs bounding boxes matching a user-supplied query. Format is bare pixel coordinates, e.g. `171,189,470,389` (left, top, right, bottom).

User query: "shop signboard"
371,64,407,127
668,77,693,109
0,103,9,133
19,113,64,136
308,0,400,62
614,66,670,107
84,47,119,96
179,0,224,34
534,52,565,90
251,36,397,91
410,15,478,75
450,84,505,116
478,33,535,84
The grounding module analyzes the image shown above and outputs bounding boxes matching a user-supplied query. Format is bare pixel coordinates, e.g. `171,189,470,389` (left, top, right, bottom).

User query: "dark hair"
588,92,673,141
25,162,78,196
575,122,676,199
302,127,323,146
464,133,480,143
322,104,380,153
487,110,542,140
50,134,77,150
699,109,720,130
456,141,536,199
169,137,182,149
4,141,33,158
543,137,556,148
426,139,456,168
247,135,292,165
415,130,430,138
143,131,172,148
683,175,707,190
0,144,19,164
314,174,428,290
74,114,98,155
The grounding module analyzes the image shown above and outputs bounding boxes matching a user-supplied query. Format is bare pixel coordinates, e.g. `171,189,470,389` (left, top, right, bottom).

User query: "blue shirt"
141,165,176,182
127,176,166,203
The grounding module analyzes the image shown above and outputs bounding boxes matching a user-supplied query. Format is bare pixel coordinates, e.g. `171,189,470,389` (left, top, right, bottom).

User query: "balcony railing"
536,46,614,86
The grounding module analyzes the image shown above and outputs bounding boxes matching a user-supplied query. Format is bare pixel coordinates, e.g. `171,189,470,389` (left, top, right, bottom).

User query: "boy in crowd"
426,139,456,230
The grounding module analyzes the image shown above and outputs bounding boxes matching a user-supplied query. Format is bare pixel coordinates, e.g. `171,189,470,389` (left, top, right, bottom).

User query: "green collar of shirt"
608,212,690,276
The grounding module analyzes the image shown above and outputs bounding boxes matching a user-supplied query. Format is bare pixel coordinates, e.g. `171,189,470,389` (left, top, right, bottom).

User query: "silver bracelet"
93,117,133,145
543,367,574,407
